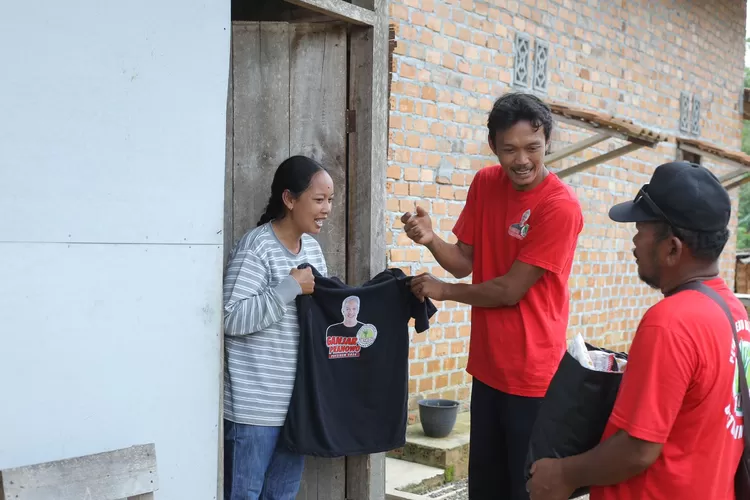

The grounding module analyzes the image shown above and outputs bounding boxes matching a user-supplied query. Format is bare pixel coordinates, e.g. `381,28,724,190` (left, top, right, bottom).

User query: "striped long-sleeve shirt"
223,223,327,426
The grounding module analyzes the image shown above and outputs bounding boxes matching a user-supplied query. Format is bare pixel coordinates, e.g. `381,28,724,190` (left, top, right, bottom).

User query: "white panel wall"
0,1,229,498
0,1,229,244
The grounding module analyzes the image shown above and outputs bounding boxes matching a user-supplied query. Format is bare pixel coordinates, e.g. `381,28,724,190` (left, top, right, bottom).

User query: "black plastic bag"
525,343,628,498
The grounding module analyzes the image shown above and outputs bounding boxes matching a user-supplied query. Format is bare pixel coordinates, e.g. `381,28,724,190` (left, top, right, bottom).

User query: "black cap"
609,161,731,231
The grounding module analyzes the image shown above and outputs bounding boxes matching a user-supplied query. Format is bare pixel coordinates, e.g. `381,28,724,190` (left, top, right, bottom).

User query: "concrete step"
387,411,470,481
385,457,445,499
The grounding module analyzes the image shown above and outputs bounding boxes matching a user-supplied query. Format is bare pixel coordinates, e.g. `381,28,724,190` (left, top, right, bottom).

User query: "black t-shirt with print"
280,266,437,457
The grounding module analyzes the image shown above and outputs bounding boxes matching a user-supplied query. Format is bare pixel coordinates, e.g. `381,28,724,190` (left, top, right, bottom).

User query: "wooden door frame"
220,0,389,498
343,0,389,498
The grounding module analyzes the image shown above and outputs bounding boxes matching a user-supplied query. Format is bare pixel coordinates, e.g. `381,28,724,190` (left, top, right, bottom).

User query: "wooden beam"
0,444,158,500
347,0,388,285
725,173,750,191
678,143,750,172
282,0,376,25
346,1,388,497
545,132,611,165
553,114,655,147
556,142,644,179
736,293,750,307
719,167,749,183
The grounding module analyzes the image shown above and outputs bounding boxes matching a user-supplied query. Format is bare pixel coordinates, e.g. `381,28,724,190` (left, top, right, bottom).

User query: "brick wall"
385,0,748,424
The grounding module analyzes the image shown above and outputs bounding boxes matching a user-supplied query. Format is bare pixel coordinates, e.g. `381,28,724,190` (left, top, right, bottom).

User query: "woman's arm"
223,248,302,336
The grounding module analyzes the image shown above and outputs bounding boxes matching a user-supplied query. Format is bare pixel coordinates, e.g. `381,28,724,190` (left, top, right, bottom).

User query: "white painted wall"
0,1,229,498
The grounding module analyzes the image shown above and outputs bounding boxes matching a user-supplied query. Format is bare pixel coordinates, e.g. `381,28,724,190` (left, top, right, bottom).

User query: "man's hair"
655,223,730,262
342,296,360,310
487,92,554,145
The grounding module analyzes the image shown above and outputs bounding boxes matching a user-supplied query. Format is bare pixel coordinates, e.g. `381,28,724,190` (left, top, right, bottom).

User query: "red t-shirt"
452,165,583,397
590,278,748,500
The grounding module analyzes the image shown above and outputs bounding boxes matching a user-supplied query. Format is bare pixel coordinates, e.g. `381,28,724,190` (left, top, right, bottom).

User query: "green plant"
444,465,455,483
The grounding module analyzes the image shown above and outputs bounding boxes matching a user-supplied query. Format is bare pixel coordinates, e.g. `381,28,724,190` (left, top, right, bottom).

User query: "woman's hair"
257,155,326,226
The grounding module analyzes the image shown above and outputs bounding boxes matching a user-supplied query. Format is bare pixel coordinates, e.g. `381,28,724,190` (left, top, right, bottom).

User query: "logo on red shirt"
508,209,531,240
727,319,750,439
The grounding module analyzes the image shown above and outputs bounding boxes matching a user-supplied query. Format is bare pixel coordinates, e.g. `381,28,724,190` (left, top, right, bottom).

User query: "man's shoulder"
641,284,736,332
540,174,582,209
476,164,505,179
470,164,506,189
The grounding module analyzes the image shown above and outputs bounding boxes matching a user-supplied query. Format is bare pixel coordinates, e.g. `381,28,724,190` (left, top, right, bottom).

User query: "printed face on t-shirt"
326,295,377,359
342,297,360,326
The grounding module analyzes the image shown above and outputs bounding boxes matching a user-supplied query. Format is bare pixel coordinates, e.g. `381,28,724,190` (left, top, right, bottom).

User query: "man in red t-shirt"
527,161,747,500
401,93,584,499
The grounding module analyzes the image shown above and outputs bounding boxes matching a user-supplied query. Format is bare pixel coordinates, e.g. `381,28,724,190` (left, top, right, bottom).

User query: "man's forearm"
442,279,516,308
561,431,659,489
426,237,472,278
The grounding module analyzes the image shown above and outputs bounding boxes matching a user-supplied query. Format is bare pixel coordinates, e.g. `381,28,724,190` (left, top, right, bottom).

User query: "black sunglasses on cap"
634,185,677,228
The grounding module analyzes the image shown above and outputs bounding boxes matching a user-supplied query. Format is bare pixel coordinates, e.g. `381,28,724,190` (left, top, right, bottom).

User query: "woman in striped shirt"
223,155,333,500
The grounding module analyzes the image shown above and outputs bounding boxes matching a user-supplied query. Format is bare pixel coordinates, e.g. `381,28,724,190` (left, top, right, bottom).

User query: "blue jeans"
224,420,305,500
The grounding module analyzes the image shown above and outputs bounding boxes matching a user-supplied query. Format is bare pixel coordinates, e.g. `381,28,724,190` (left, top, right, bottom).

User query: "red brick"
410,363,425,376
405,134,420,148
411,11,426,26
422,86,437,101
435,342,449,356
390,4,408,20
418,377,434,392
419,345,433,359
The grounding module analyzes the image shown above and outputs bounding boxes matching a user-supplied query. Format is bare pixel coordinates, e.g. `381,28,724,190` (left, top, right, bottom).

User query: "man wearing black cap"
527,161,749,500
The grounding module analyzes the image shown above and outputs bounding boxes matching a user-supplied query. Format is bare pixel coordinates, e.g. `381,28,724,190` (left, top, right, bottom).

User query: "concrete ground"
386,410,590,500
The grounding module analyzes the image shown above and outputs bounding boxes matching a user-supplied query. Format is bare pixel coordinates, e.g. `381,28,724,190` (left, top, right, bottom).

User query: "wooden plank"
347,453,386,500
737,293,750,306
298,457,318,499
725,173,750,191
679,143,750,173
553,114,654,147
296,458,315,500
289,24,348,279
232,22,291,241
127,495,154,500
556,142,644,179
719,167,748,183
282,0,376,26
224,39,235,261
545,132,612,165
0,444,157,500
345,0,388,496
315,457,346,500
347,0,388,287
678,138,750,168
289,25,348,498
549,101,668,143
346,20,377,282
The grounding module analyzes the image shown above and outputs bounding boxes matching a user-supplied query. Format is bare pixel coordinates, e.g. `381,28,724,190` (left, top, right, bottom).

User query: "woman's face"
286,170,334,235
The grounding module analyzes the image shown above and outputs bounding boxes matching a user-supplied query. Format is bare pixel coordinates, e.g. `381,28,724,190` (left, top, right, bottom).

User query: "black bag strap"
673,280,750,450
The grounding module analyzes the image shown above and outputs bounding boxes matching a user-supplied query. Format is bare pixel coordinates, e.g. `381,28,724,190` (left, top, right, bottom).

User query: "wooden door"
225,21,348,499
